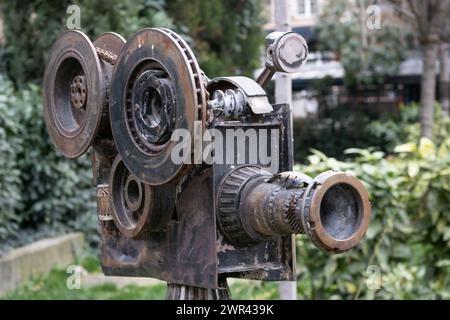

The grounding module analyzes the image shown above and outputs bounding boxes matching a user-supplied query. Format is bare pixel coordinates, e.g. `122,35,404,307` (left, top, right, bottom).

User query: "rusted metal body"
91,102,297,289
43,28,371,300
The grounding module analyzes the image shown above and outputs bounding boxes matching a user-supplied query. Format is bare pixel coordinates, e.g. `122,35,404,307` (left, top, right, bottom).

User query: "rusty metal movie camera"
43,28,371,300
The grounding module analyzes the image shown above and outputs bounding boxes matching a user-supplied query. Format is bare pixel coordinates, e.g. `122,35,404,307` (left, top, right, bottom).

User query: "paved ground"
81,272,249,289
82,272,164,288
0,233,85,296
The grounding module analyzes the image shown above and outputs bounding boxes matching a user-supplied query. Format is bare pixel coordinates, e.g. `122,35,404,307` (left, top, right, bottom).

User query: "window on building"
310,0,318,14
297,0,306,15
297,0,319,17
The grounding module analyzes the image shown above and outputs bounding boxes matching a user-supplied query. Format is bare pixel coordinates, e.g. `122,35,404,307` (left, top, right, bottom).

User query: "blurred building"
263,0,322,50
260,0,449,118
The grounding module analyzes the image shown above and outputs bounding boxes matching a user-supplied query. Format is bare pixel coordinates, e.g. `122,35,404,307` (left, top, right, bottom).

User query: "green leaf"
437,137,450,159
418,137,435,159
407,162,420,178
394,142,417,154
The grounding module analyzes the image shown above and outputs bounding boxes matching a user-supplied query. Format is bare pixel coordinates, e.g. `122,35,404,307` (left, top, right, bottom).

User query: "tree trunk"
358,0,369,74
420,42,439,138
439,42,450,117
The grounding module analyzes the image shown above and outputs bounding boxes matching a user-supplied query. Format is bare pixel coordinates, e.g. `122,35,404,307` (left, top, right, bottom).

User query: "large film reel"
110,28,207,185
43,31,125,158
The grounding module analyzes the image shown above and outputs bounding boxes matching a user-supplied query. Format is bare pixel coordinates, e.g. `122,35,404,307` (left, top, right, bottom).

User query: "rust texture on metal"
70,75,87,109
96,47,118,65
217,166,371,253
100,168,218,288
43,31,125,159
96,184,113,221
92,32,125,140
109,28,207,186
43,30,104,158
43,28,372,299
299,171,371,253
109,155,176,237
213,104,296,281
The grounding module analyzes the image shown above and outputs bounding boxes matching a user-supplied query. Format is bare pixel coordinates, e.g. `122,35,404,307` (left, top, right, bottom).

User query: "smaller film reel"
109,155,175,238
43,30,125,158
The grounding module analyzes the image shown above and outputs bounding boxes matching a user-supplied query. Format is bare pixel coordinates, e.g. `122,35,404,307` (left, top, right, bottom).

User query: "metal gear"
216,165,272,245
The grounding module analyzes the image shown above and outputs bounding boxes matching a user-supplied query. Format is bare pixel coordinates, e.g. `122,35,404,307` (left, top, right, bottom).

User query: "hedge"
0,76,96,255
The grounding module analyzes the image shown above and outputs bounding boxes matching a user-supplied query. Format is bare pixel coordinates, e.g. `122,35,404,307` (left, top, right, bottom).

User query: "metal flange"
299,171,371,253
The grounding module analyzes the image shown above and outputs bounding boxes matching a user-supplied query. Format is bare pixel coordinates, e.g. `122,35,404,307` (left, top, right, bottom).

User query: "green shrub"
293,106,379,162
294,112,450,299
166,0,264,78
0,76,23,240
0,76,97,254
0,0,263,85
0,1,173,85
293,102,422,163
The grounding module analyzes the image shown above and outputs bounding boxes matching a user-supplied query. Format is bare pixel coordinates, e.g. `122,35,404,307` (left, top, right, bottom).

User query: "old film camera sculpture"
43,28,371,299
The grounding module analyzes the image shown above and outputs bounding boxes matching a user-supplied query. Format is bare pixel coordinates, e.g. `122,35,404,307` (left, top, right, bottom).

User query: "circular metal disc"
94,32,125,59
110,28,207,185
93,32,126,139
301,171,371,253
109,155,176,238
43,30,104,158
273,32,308,73
94,32,125,75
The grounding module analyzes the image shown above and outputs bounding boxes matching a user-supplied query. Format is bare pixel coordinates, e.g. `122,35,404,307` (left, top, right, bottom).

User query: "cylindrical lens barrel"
217,166,371,253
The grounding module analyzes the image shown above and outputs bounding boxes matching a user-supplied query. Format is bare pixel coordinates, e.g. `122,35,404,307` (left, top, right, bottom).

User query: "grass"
4,254,280,300
5,269,168,299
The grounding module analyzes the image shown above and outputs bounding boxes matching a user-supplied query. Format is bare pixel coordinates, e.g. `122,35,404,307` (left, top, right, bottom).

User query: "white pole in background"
275,0,298,301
